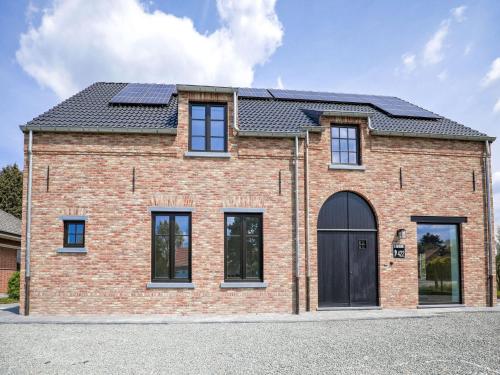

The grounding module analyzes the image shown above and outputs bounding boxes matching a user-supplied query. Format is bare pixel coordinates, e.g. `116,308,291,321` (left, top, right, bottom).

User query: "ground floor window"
63,220,85,248
225,213,263,282
417,223,461,305
151,213,191,282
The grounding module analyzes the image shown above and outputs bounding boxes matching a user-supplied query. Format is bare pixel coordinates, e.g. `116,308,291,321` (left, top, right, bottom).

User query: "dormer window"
331,125,360,165
189,104,227,152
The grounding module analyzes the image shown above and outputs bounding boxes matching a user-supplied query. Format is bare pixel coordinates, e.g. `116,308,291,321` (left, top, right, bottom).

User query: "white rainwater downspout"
294,136,300,314
233,91,239,133
484,140,494,307
25,130,33,315
304,130,311,311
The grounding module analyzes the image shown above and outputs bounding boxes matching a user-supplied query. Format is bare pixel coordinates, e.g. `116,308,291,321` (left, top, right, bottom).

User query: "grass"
497,289,500,299
0,297,18,304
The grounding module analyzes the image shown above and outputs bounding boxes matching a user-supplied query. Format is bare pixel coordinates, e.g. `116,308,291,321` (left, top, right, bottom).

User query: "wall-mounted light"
397,229,407,240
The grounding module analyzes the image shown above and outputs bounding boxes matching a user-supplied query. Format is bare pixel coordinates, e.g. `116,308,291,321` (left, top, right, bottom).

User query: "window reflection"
417,224,461,304
153,214,190,281
331,126,359,165
225,214,262,281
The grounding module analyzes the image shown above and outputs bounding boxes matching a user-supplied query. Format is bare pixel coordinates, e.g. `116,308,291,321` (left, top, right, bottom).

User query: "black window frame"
224,213,263,282
63,220,85,248
151,212,192,283
415,220,463,305
330,124,360,165
189,103,228,152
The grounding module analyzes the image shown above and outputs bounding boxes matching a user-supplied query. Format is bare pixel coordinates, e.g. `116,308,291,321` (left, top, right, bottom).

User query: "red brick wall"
19,92,495,315
0,246,18,293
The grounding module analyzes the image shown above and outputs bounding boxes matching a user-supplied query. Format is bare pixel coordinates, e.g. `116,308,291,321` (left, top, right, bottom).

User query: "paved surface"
0,309,499,374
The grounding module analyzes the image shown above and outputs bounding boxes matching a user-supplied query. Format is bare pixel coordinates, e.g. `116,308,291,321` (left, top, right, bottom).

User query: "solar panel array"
238,88,440,119
237,87,273,99
110,83,176,105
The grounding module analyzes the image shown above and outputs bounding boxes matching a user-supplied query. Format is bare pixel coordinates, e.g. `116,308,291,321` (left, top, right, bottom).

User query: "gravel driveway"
0,311,499,374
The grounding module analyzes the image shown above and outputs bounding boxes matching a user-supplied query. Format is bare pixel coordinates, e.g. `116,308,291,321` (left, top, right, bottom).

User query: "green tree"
0,164,23,219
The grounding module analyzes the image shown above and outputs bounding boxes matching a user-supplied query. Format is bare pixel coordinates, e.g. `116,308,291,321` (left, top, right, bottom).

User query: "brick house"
0,209,21,294
19,83,496,315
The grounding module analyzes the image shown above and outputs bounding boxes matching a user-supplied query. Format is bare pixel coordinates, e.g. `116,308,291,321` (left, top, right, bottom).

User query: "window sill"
329,164,366,171
417,304,465,309
146,282,195,289
57,247,87,254
184,151,231,158
220,281,268,289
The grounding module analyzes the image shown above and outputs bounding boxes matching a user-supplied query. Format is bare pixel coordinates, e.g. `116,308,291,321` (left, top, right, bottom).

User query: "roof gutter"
19,125,177,135
370,129,495,142
312,109,375,118
176,84,237,94
238,130,306,138
0,232,21,242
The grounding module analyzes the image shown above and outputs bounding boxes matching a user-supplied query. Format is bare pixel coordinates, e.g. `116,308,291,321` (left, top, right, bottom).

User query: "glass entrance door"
417,224,461,305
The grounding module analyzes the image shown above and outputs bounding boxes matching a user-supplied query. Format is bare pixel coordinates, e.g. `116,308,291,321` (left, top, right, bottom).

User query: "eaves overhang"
176,84,236,94
237,130,305,138
305,109,375,118
369,129,496,142
19,125,177,135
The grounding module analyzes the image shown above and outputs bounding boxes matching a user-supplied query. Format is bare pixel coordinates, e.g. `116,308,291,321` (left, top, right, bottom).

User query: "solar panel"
110,83,176,105
369,97,440,119
268,89,440,119
238,88,273,99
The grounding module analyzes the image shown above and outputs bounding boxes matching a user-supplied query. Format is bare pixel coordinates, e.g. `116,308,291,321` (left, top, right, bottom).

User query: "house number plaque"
392,244,405,258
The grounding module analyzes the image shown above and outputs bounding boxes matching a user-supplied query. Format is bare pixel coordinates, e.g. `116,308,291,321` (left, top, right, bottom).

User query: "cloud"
16,0,283,99
451,5,467,22
276,75,284,89
423,19,450,65
481,57,500,87
464,43,472,56
437,70,448,81
420,5,466,67
494,98,500,114
401,53,416,72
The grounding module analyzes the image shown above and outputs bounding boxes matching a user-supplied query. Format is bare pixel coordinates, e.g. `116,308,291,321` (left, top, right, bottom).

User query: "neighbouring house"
0,209,21,294
19,83,496,315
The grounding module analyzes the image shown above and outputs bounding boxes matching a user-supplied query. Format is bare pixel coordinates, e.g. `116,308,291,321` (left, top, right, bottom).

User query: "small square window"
64,221,85,248
358,240,367,249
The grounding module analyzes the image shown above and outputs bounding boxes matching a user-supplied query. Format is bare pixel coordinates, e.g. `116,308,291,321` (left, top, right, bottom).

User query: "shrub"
7,271,20,300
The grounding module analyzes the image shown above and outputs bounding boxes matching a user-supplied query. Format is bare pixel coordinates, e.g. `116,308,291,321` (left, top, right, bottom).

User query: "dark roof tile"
21,82,491,140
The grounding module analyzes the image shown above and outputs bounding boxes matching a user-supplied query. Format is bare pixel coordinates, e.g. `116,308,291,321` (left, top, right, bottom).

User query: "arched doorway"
317,191,378,308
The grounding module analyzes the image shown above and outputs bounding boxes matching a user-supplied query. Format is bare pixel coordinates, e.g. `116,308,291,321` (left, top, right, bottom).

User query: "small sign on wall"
393,243,405,258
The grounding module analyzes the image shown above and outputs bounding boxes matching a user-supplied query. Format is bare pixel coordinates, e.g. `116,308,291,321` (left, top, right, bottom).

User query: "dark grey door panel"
318,232,349,307
317,191,378,308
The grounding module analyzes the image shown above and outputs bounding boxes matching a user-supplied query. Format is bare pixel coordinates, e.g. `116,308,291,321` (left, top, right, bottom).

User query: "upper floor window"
225,213,263,282
63,221,85,248
331,125,359,165
152,213,191,282
190,104,227,152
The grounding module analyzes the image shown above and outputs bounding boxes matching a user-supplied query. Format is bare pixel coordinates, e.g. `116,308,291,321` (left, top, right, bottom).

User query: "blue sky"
1,0,500,216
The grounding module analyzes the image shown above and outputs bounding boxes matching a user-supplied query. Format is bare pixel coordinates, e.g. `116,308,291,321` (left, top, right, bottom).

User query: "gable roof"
20,82,494,141
0,209,21,237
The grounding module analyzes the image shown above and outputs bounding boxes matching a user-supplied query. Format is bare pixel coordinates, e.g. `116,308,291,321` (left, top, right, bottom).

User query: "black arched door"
318,192,378,307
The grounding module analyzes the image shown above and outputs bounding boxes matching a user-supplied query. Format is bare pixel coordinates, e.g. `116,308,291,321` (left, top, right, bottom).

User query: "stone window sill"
184,151,231,158
146,282,195,289
57,247,87,254
329,164,366,171
220,281,268,289
417,304,465,309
